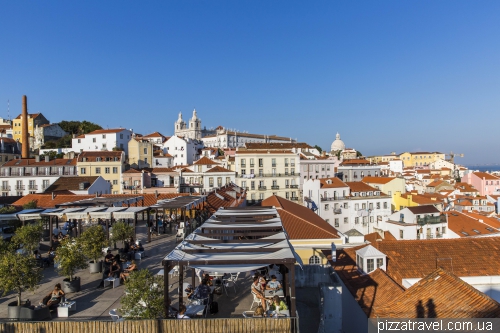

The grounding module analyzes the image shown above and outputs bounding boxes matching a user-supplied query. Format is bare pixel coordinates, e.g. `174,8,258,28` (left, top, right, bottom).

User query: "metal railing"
289,185,299,188
1,186,10,191
321,196,346,201
290,197,299,201
417,216,445,225
28,185,38,190
15,185,25,190
271,186,280,190
258,186,267,191
333,208,342,214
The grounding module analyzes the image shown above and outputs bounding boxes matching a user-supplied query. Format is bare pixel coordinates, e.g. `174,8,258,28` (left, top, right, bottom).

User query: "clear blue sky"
1,1,499,164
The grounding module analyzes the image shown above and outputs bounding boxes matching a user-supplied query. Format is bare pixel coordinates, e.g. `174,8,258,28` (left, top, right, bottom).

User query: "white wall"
72,129,132,155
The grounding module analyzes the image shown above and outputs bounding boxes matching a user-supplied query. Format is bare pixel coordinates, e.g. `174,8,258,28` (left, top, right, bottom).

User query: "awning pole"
178,264,184,307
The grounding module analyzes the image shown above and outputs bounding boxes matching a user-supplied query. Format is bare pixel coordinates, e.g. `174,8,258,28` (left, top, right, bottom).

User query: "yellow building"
362,176,406,211
262,195,343,265
367,153,398,164
398,152,445,167
128,137,154,169
12,113,49,144
393,191,445,211
77,151,125,194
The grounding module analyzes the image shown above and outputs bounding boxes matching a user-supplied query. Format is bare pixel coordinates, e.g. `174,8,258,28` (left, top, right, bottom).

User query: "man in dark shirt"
104,250,114,268
194,278,212,304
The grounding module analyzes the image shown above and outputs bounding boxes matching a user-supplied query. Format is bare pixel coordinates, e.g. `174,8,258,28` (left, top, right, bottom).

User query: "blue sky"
1,1,499,164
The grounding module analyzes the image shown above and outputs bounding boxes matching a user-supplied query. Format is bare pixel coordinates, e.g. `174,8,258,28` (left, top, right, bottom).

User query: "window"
362,203,366,209
78,139,81,143
376,202,380,209
377,258,384,268
344,217,348,224
272,158,276,167
334,218,339,227
102,134,106,139
324,204,329,211
399,230,404,239
367,259,374,273
355,217,359,224
356,255,363,270
105,167,110,174
258,158,263,167
93,138,96,143
309,255,321,265
241,159,246,167
144,158,148,164
383,202,388,209
355,203,359,210
209,177,214,187
113,167,118,173
112,180,118,185
144,148,148,154
95,167,101,174
80,167,86,175
120,134,124,139
251,181,255,190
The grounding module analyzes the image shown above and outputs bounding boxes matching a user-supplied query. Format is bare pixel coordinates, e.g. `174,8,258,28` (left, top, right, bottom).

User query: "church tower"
175,111,186,136
189,109,202,140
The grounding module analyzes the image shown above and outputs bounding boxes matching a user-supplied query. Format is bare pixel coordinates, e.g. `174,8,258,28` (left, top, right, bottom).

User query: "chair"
230,272,241,281
250,294,261,310
242,311,255,318
109,309,124,322
222,276,237,295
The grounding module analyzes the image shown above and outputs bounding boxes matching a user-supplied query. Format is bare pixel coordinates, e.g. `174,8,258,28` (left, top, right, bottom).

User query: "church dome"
330,132,345,152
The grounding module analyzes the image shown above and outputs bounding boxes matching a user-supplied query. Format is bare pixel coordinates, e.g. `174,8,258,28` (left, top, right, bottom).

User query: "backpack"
210,301,218,315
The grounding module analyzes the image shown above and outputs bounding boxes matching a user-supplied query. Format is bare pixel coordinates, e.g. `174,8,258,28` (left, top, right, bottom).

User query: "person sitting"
204,273,213,286
184,284,195,300
266,275,282,291
33,250,50,267
57,231,64,240
258,273,266,292
193,278,212,304
119,260,137,283
42,283,65,309
104,250,114,268
269,295,288,312
251,276,267,311
47,247,56,264
108,259,121,278
253,305,265,317
177,304,190,319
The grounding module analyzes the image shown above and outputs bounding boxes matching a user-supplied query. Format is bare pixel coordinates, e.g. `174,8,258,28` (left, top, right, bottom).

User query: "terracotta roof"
206,166,233,173
44,176,99,192
193,156,218,165
86,128,126,135
2,158,77,167
77,151,123,162
445,211,500,237
318,177,348,188
474,172,500,180
124,168,141,174
384,231,397,241
179,168,193,173
235,150,294,155
364,232,383,243
345,182,380,193
461,211,500,229
262,196,340,240
244,143,312,150
151,167,175,173
362,176,395,184
339,159,371,166
204,185,245,212
143,131,166,138
14,113,41,120
373,268,500,318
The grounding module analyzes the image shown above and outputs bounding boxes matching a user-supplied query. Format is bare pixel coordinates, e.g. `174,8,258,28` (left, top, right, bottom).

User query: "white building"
162,135,203,166
33,124,68,150
178,156,236,194
388,159,404,175
71,128,133,156
303,178,391,235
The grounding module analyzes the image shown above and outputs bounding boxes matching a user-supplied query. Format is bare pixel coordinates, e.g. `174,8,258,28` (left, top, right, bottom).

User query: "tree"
10,222,43,254
22,200,38,210
120,269,165,319
80,225,107,263
356,151,363,157
55,238,88,281
314,145,322,154
110,221,135,247
40,150,58,160
0,252,43,306
0,206,16,214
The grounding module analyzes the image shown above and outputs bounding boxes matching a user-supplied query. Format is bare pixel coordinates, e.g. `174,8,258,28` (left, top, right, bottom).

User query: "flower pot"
63,277,81,293
89,260,102,274
7,301,22,320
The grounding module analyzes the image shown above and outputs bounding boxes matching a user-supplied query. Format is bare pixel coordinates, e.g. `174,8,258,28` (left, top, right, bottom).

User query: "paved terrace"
0,222,318,333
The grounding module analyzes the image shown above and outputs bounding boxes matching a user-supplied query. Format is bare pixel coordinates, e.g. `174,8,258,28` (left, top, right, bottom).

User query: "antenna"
7,100,10,121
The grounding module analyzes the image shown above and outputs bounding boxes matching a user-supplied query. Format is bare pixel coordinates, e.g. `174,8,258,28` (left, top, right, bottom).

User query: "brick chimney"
21,95,29,158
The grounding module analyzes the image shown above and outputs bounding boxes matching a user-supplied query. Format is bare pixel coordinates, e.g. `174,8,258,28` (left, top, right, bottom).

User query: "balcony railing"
271,186,279,190
249,164,254,168
258,186,267,191
239,173,300,178
15,185,25,190
272,164,276,167
285,164,289,167
321,196,346,201
290,197,299,201
289,185,299,189
28,185,38,190
1,186,10,191
417,216,445,225
334,208,342,214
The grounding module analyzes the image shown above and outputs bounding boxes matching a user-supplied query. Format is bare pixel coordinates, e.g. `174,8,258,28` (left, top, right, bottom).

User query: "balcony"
272,164,276,167
285,185,290,188
417,216,445,225
28,185,38,190
321,196,346,201
285,164,289,167
271,186,280,190
15,185,25,190
289,185,299,189
241,164,246,168
259,164,263,168
333,208,342,214
1,186,10,191
290,197,299,201
258,186,267,191
249,164,254,168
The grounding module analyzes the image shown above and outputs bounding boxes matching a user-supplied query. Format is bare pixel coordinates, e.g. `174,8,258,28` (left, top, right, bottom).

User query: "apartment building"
12,113,49,145
128,137,154,169
383,205,447,240
399,151,445,167
234,149,300,202
461,171,500,196
162,135,203,166
0,156,77,196
72,128,132,156
337,159,382,182
0,138,22,165
303,178,391,235
77,151,125,194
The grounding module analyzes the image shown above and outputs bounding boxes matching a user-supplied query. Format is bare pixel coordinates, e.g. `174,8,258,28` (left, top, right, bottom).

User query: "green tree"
110,221,135,247
314,145,322,154
120,269,165,319
356,151,363,157
0,206,16,214
40,150,58,160
11,222,43,254
22,200,38,210
55,238,88,281
0,252,43,305
80,225,107,263
78,121,102,134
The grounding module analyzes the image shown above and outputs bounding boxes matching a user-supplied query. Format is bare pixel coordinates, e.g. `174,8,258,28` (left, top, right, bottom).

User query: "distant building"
33,123,68,150
337,159,382,182
72,128,133,156
0,137,22,165
12,112,49,145
399,151,445,167
77,151,125,194
461,171,500,196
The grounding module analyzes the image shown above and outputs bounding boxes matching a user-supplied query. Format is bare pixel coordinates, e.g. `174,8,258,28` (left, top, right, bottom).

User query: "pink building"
461,172,500,196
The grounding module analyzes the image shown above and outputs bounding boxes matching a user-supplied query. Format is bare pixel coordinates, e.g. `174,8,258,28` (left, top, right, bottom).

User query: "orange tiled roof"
245,142,312,150
77,151,123,162
152,167,175,173
262,196,340,240
143,131,166,138
44,176,99,192
345,182,380,193
193,156,218,165
14,113,41,120
206,166,233,173
474,172,500,180
362,176,395,184
2,158,77,167
318,177,348,188
373,268,500,318
205,185,245,212
86,128,127,135
339,159,371,166
124,168,141,174
445,211,500,237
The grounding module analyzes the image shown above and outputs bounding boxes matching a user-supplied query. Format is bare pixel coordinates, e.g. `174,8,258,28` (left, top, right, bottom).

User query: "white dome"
330,132,345,152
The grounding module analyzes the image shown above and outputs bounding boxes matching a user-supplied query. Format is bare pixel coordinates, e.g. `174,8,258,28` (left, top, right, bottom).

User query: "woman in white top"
177,304,190,319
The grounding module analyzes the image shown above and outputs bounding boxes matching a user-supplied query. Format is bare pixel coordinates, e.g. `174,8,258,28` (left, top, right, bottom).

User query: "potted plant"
110,221,135,250
80,225,107,274
10,222,43,255
55,237,88,293
0,251,43,319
